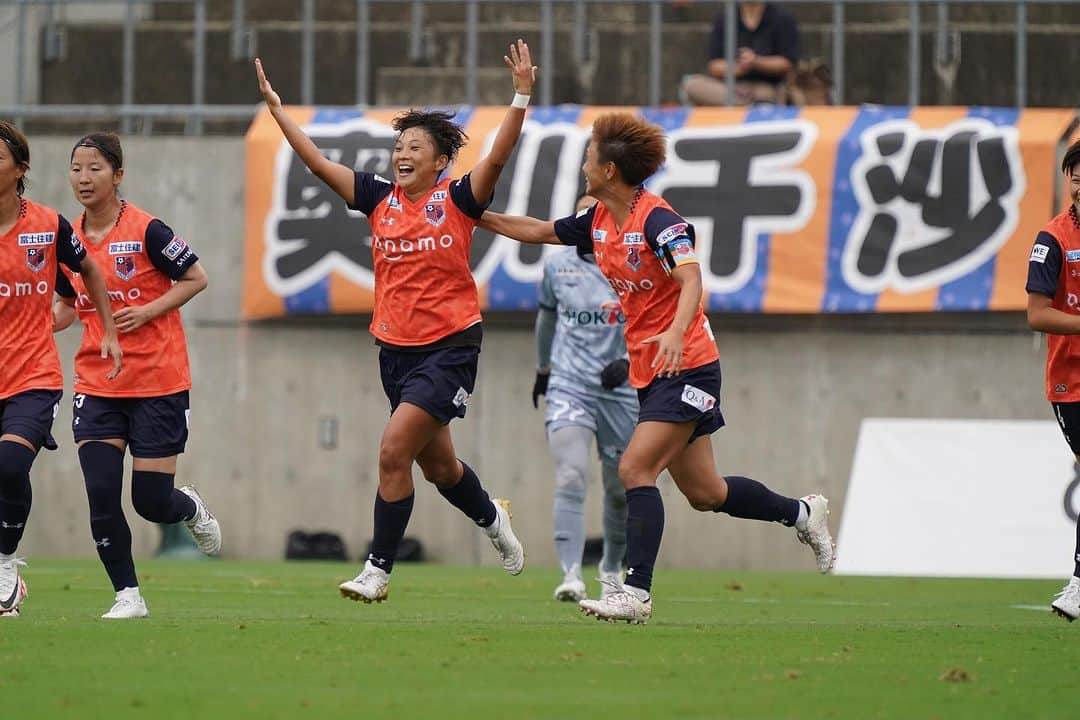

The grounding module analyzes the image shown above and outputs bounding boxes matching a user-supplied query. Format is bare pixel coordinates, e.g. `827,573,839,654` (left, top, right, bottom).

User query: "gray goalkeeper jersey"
539,248,636,401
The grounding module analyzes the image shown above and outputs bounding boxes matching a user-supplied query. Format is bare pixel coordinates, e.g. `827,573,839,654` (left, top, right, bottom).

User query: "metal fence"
0,0,1073,134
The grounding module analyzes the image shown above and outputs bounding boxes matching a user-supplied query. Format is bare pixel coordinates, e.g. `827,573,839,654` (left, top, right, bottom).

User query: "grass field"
3,559,1076,720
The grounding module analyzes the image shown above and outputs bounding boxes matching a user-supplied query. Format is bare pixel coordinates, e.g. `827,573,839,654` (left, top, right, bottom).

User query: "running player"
53,132,220,619
1026,138,1080,622
254,41,536,603
480,112,835,624
535,194,633,602
0,121,122,618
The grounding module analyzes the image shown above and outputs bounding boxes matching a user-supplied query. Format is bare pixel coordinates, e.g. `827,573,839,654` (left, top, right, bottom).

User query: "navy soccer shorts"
72,391,190,458
0,389,62,451
636,361,726,442
1053,402,1080,457
379,346,479,425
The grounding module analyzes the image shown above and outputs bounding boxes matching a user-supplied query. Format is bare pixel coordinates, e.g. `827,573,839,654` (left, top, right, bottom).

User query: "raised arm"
467,39,537,205
479,210,560,245
255,58,355,204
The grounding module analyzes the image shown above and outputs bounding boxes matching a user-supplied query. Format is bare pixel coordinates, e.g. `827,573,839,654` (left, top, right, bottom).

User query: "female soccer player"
254,41,536,603
534,194,632,602
53,132,220,619
480,112,835,623
1025,138,1080,622
0,121,121,618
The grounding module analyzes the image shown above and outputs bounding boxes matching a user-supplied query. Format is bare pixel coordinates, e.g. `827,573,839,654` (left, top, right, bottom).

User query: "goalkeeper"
532,195,636,602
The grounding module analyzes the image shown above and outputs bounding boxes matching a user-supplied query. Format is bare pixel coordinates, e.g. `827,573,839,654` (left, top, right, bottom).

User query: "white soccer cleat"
339,560,390,604
554,566,586,602
102,588,149,619
179,485,222,556
797,494,836,573
598,569,625,601
0,557,27,617
1051,577,1080,622
486,499,524,576
579,578,652,624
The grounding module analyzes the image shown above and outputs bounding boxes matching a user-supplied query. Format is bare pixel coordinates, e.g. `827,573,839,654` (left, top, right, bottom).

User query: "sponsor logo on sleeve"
1030,244,1050,263
162,237,188,261
18,232,54,247
656,223,689,246
681,384,716,413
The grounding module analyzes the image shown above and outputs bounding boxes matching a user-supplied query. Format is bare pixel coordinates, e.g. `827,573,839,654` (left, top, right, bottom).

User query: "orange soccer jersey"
0,199,86,399
554,190,718,388
349,172,486,346
61,202,197,398
1026,208,1080,402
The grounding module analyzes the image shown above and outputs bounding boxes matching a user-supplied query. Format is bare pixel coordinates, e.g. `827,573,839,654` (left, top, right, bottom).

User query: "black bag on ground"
285,530,348,561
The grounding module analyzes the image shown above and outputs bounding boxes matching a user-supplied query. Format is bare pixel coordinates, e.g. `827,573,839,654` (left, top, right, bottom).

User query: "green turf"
2,559,1075,719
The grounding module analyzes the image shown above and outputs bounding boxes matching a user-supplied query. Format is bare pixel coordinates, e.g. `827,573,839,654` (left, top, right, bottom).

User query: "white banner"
835,418,1078,579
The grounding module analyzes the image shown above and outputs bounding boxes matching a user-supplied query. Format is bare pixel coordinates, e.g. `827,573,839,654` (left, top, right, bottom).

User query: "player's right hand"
255,58,283,110
101,330,123,380
532,370,549,409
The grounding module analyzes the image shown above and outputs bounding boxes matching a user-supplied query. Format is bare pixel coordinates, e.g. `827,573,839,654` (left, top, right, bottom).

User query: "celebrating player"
53,132,219,619
534,194,632,602
0,121,122,618
1026,138,1080,622
480,112,835,624
255,40,536,603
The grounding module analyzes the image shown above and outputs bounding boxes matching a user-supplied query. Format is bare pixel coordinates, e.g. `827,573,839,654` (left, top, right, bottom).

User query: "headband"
73,138,122,169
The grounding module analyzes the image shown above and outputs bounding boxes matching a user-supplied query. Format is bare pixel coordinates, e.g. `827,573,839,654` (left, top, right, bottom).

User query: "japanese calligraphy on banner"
244,105,1077,318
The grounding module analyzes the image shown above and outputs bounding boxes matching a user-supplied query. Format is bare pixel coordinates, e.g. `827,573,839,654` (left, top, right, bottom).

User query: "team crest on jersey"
626,246,641,272
115,256,137,281
25,247,46,272
424,202,446,227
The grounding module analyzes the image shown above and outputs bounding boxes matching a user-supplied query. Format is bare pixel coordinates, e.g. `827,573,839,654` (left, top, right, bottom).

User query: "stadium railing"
0,0,1073,135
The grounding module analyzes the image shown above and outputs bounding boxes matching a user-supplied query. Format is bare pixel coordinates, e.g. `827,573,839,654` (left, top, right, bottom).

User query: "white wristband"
511,92,531,109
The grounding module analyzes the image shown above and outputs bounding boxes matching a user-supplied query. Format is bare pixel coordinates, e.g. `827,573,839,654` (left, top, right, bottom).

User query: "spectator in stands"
681,2,799,106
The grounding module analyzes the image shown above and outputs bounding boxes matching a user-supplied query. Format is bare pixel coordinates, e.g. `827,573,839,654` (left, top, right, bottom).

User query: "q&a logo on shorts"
681,384,716,413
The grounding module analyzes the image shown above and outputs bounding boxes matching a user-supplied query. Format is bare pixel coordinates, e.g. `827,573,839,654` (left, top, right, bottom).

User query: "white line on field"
1011,604,1051,612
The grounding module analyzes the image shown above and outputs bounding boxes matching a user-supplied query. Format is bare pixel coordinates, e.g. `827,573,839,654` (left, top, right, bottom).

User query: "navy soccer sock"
80,442,137,591
623,486,665,594
437,461,497,528
131,471,197,523
0,441,35,555
368,492,415,573
715,475,802,527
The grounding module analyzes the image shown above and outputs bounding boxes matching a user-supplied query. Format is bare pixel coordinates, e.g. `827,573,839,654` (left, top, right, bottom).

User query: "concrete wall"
17,137,1050,574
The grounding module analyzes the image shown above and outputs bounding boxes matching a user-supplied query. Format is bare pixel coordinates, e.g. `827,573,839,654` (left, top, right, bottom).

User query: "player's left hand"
505,38,537,95
642,329,684,378
113,305,155,334
101,330,123,380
